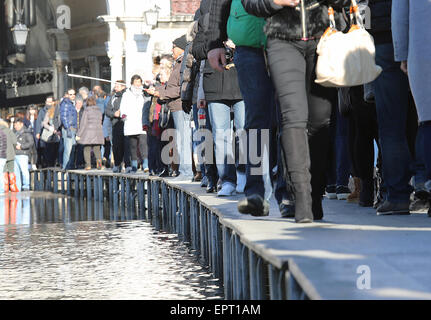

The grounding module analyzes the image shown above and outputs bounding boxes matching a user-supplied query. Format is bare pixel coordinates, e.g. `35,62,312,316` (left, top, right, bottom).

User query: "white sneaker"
236,172,246,194
218,183,237,197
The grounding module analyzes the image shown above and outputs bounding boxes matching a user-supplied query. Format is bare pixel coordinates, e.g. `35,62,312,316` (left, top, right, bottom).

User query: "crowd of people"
3,0,430,223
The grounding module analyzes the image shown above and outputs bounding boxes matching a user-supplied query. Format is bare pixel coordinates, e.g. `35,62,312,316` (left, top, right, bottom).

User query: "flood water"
0,192,224,300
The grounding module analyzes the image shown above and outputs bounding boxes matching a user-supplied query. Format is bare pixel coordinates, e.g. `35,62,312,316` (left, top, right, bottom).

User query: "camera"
225,47,234,65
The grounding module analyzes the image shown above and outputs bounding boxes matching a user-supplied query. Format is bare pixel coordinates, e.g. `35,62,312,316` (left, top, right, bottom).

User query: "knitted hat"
173,35,187,51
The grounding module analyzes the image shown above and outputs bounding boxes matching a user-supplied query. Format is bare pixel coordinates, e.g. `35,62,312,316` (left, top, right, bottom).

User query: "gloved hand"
143,125,149,132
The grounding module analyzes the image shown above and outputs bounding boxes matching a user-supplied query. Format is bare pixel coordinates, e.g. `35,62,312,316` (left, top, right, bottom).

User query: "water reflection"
0,193,224,300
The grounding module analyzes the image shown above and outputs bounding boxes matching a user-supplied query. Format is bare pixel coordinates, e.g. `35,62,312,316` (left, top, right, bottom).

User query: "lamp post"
144,5,160,29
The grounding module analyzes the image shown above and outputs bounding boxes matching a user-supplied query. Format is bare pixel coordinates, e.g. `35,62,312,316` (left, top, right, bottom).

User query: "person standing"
105,80,131,173
60,89,78,170
41,104,60,167
76,96,105,170
392,0,431,217
13,119,34,191
193,2,246,197
366,0,413,216
147,35,194,179
120,75,146,173
35,96,55,168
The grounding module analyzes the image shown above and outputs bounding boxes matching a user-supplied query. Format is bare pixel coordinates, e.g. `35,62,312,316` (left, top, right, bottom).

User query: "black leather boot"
281,128,313,223
309,125,331,221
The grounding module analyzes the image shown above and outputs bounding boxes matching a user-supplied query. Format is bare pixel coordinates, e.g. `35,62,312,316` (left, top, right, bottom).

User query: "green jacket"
227,0,266,48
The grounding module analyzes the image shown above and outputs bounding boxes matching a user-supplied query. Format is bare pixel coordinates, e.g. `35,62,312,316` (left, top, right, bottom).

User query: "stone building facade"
0,0,199,111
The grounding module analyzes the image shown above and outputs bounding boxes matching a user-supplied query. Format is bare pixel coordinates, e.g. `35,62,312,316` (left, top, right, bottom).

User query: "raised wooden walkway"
30,168,431,300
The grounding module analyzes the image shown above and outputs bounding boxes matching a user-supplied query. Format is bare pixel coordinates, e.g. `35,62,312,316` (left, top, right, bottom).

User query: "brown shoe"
85,166,92,171
347,177,361,203
193,172,203,182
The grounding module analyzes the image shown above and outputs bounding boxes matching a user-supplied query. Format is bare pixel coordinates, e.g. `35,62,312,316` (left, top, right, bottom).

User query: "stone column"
53,51,69,100
86,55,100,89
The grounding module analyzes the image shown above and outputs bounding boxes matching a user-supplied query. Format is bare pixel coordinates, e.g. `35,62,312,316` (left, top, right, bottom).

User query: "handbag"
315,0,382,87
158,103,171,129
41,128,54,143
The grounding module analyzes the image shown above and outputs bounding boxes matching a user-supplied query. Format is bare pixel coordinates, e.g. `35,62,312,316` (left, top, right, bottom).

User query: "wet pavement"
0,192,224,300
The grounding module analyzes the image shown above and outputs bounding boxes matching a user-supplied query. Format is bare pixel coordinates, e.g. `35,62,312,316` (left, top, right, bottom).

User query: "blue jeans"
14,155,30,191
374,43,413,203
208,100,245,186
0,159,6,193
327,106,351,187
172,110,193,176
234,46,278,198
62,128,76,170
420,122,431,189
412,127,428,190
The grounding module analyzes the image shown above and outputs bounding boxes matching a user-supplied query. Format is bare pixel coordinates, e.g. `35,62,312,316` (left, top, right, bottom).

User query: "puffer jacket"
15,128,34,157
59,98,78,130
76,105,104,145
241,0,350,41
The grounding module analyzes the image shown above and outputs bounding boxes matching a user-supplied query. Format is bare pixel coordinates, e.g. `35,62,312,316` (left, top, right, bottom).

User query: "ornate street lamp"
11,23,29,53
144,6,160,29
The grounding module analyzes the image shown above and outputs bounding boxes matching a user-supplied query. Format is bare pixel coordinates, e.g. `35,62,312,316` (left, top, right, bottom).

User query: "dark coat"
191,0,242,102
15,128,34,157
105,89,126,126
368,0,392,44
76,105,104,145
241,0,350,41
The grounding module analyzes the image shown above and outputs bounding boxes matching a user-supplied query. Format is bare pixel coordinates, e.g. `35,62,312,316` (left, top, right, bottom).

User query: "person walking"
239,0,350,222
76,96,105,170
392,0,431,217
